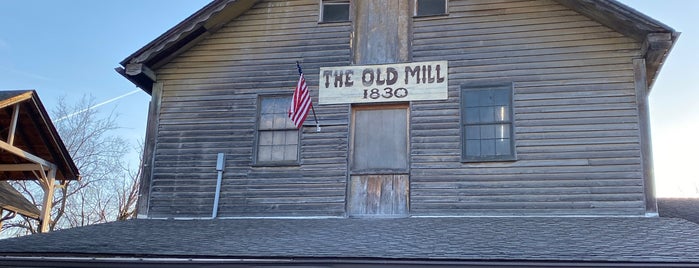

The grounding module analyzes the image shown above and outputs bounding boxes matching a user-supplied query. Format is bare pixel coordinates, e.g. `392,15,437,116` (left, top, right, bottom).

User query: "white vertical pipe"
212,153,225,219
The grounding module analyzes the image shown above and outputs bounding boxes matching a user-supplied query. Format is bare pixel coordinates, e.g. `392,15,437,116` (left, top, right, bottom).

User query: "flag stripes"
288,72,312,128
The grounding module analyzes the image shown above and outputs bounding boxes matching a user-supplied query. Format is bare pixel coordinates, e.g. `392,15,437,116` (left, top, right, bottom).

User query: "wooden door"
348,105,409,217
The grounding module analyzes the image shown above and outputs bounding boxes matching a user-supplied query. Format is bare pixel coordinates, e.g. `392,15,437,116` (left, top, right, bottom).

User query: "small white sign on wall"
319,61,448,104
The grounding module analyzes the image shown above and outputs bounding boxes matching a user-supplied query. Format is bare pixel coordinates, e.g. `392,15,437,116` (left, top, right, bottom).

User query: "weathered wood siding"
410,0,645,215
349,175,409,216
151,0,351,218
148,0,648,218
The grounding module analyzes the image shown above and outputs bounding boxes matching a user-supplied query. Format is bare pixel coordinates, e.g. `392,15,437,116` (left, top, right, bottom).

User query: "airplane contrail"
55,89,141,122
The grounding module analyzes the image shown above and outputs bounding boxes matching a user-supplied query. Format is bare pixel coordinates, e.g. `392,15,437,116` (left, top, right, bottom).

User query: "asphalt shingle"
2,217,699,263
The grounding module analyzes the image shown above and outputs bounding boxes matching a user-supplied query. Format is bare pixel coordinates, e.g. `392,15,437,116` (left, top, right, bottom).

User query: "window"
415,0,447,17
320,0,350,22
255,96,299,165
461,83,515,162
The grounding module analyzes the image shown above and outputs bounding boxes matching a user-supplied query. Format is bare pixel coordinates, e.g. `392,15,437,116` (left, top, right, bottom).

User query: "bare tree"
2,94,140,237
116,143,142,221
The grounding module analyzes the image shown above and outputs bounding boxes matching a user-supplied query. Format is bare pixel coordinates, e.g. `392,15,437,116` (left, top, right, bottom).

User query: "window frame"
460,82,516,163
253,94,301,167
319,0,351,23
414,0,448,17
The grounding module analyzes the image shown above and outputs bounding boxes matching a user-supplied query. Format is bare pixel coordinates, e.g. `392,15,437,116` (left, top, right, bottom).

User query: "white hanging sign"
319,61,448,104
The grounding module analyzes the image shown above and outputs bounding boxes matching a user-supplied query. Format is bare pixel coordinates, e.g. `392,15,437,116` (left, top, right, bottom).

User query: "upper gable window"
415,0,447,17
320,0,350,22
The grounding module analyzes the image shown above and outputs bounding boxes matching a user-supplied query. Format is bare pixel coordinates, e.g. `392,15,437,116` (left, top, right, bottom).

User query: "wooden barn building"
3,0,699,267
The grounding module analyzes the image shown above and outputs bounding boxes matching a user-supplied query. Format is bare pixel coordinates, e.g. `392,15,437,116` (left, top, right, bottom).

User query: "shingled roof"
2,217,699,267
658,197,699,224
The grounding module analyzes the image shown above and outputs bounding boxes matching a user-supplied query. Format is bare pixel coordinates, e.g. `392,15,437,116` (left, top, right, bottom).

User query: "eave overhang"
118,0,678,94
553,0,679,91
116,0,258,95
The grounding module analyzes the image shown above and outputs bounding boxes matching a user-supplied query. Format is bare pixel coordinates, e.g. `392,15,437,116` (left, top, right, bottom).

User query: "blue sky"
0,1,696,197
0,0,209,166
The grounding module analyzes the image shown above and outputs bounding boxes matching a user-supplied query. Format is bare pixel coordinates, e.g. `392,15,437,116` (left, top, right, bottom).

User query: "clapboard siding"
151,0,351,218
147,0,649,218
410,0,645,216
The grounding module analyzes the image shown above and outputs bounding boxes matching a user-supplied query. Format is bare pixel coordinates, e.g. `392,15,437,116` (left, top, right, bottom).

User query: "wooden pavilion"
0,90,79,233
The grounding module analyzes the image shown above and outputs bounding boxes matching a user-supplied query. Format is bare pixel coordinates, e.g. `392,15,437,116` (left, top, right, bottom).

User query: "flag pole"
296,61,321,132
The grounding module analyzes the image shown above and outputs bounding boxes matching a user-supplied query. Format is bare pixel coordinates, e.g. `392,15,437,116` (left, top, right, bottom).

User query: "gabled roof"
0,90,79,182
116,0,255,94
2,217,699,267
118,0,678,94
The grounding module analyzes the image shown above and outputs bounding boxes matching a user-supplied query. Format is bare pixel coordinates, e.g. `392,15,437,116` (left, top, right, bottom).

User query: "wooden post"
634,58,657,216
7,104,20,145
38,168,57,233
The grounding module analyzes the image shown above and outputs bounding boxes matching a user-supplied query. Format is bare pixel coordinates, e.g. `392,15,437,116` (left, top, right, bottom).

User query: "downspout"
212,153,226,218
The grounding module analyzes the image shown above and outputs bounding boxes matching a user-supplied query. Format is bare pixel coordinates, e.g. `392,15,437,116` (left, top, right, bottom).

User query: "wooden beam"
7,103,20,145
0,91,32,110
634,58,657,216
0,163,43,172
125,63,157,82
38,168,56,233
0,140,57,171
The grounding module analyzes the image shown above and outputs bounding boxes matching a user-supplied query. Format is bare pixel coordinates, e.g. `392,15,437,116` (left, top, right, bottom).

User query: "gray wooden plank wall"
151,0,351,217
410,0,646,216
149,0,647,218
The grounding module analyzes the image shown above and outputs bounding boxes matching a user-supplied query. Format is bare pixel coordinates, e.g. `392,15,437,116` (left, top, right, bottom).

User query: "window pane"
480,140,495,156
259,131,273,145
466,140,480,157
270,147,285,161
283,145,298,161
258,145,272,162
493,89,510,105
496,139,511,156
416,0,446,16
495,106,510,122
272,115,286,129
479,107,494,122
464,107,480,123
272,131,285,145
496,124,510,139
323,3,350,22
465,126,480,139
464,92,479,107
285,130,298,145
259,114,274,130
479,90,494,106
480,125,495,139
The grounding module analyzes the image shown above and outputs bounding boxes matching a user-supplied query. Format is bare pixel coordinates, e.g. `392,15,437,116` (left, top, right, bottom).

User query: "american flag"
288,69,312,129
